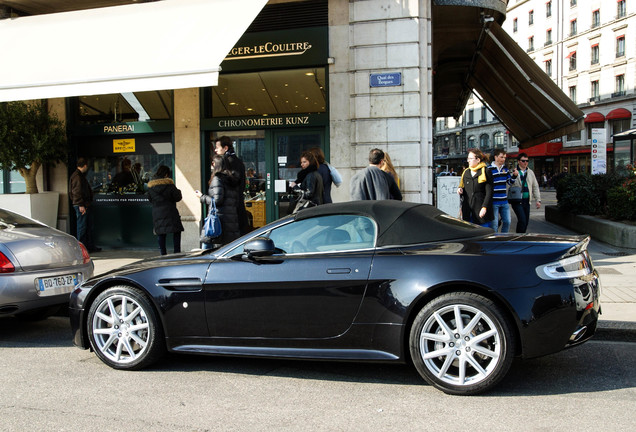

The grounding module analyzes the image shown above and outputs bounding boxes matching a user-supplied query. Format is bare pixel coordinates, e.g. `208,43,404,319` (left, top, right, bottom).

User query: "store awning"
584,112,605,123
606,108,632,120
0,0,267,102
468,22,584,149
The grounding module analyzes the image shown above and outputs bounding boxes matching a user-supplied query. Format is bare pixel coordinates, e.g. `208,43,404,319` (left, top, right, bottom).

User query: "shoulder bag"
203,198,222,239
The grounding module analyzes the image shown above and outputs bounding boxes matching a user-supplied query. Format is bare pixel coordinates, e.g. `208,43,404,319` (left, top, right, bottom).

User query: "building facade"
434,0,636,178
2,0,583,250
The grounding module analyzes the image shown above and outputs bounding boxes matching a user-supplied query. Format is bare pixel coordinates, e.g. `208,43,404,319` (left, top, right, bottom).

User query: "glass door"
272,129,324,219
209,128,326,226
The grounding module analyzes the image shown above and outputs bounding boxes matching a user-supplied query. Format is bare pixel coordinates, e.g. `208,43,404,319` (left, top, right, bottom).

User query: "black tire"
87,285,165,370
409,292,515,395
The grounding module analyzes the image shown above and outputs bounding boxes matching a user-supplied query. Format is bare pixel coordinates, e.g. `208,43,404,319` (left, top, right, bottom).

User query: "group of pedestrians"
456,148,541,233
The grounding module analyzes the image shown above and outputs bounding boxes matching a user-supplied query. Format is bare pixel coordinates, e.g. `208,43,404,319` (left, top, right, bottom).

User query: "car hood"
88,249,215,280
0,226,86,270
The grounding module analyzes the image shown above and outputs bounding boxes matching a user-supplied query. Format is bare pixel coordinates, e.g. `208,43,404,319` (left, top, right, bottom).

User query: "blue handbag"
203,198,222,239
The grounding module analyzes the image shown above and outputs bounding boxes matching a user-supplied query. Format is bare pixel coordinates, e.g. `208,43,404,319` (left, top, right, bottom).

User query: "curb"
595,320,636,342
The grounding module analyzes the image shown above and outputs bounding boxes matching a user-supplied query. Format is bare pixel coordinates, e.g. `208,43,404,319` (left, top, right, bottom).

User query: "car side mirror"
243,237,276,259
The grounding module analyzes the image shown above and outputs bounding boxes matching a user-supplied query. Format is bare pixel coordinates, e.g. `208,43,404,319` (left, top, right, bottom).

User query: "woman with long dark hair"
290,150,324,213
196,154,241,248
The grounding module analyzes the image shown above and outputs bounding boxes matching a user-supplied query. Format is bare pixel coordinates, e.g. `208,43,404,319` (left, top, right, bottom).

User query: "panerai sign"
104,124,134,133
226,41,313,61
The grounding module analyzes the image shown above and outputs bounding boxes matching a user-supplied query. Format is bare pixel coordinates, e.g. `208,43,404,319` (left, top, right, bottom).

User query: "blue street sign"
369,72,402,87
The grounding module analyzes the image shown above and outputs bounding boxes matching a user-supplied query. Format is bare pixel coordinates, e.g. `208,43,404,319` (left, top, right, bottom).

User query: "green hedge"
557,172,635,220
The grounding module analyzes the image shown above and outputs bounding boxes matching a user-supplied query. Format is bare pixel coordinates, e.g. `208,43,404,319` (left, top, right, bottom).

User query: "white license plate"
36,274,79,296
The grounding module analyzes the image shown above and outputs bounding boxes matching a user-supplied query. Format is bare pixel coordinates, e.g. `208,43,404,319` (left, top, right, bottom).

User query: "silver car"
0,208,94,319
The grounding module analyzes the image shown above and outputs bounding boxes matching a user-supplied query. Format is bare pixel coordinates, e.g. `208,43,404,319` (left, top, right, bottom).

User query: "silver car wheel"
91,292,151,365
419,303,501,387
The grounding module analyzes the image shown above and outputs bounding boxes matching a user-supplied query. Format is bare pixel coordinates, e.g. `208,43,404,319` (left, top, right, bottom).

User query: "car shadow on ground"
2,316,633,396
150,340,634,396
0,315,74,348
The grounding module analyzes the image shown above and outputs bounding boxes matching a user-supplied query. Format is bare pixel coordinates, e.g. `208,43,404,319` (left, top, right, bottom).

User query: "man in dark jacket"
350,149,402,201
69,157,100,252
214,136,250,234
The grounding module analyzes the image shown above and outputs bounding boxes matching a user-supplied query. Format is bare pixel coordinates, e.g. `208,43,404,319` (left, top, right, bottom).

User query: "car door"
203,214,377,339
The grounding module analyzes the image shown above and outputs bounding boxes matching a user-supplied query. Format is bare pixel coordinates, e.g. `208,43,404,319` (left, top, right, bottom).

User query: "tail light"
536,252,592,280
0,251,15,273
79,242,91,264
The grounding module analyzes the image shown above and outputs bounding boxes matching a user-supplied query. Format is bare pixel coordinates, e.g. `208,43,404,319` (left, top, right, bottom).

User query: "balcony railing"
589,96,600,103
611,91,626,98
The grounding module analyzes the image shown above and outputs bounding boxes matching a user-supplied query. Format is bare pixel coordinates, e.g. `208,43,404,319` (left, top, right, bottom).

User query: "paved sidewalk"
89,192,635,339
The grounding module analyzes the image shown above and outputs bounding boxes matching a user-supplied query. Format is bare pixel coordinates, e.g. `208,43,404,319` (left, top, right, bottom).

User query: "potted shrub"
0,101,68,226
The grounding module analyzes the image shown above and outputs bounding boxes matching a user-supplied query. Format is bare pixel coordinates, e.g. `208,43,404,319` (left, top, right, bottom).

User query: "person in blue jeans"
69,157,100,252
509,153,542,233
489,148,518,232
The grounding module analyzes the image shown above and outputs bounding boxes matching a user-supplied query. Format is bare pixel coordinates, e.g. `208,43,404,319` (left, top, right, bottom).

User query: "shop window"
586,122,604,142
545,59,552,76
612,119,631,135
546,1,552,18
615,74,626,97
590,80,600,101
75,91,173,124
479,134,490,150
569,85,577,103
567,130,581,141
616,35,625,58
493,131,504,147
0,170,26,194
570,19,577,36
208,68,326,117
513,18,518,33
467,135,476,148
617,0,626,18
592,9,600,28
568,52,577,71
591,45,599,65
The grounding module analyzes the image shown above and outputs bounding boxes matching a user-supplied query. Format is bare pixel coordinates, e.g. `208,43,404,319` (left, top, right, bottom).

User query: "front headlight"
536,253,592,280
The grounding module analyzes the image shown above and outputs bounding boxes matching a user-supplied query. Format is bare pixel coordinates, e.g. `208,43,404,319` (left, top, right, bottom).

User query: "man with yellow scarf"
457,148,494,227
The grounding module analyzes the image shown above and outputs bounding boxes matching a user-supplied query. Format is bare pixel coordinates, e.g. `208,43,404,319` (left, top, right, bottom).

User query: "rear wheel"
87,285,165,370
409,292,515,395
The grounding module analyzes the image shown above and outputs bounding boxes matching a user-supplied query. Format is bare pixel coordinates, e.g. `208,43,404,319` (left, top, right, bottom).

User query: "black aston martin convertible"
70,201,601,395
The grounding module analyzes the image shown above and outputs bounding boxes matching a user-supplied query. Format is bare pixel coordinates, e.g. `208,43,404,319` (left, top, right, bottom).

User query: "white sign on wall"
436,176,461,217
591,128,607,175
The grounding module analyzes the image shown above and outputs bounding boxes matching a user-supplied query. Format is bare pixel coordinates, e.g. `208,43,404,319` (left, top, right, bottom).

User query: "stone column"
174,88,203,251
329,0,434,203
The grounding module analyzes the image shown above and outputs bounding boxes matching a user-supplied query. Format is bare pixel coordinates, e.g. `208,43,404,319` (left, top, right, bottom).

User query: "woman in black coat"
290,151,323,214
196,155,241,248
147,165,184,255
457,148,494,227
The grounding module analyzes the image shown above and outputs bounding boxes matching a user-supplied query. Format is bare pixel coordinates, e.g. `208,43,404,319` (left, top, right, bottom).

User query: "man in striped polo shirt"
489,148,518,232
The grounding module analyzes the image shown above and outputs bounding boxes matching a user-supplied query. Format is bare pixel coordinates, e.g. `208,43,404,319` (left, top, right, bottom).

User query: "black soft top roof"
295,201,492,247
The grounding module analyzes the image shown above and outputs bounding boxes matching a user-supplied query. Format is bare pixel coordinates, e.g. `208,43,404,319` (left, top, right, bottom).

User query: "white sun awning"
0,0,267,102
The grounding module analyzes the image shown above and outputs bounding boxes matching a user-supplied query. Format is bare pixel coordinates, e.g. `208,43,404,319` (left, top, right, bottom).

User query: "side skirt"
170,345,400,361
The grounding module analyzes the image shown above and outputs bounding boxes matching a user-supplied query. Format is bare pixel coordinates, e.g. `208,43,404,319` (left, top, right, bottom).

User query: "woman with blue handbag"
196,155,241,249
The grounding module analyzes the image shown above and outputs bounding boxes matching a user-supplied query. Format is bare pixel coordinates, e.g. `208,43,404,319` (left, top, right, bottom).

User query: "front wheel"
87,285,165,370
409,292,515,395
